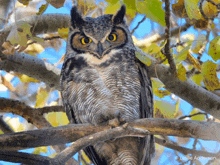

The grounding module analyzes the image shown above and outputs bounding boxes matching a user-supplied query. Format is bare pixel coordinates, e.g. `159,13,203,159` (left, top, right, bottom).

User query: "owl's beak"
96,42,104,58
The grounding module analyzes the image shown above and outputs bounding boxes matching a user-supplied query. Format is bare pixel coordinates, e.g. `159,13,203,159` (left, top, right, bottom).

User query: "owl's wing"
136,59,155,165
60,58,107,165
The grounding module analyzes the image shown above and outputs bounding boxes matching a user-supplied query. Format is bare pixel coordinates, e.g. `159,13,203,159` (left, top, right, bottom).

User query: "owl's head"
66,5,135,61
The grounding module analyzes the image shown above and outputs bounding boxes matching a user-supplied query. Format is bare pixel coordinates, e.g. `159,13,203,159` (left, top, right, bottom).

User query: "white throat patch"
78,49,121,65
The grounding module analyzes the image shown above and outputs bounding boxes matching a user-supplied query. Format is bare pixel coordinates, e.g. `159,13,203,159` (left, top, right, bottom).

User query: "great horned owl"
60,5,155,165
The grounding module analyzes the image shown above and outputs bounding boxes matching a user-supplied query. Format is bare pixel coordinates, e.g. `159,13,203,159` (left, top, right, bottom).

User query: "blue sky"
0,1,219,165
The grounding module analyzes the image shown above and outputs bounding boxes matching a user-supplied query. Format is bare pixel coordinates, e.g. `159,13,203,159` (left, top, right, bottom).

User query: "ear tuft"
71,6,84,28
112,5,126,25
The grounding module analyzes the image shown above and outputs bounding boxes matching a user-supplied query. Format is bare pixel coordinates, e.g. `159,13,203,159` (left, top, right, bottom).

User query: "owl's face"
66,5,135,63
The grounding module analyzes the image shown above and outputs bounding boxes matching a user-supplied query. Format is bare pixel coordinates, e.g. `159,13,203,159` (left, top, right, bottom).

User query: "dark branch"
131,15,147,34
164,0,177,75
1,119,220,151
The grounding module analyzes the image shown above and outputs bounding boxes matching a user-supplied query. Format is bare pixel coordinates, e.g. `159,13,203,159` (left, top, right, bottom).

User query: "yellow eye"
81,37,92,45
107,33,117,42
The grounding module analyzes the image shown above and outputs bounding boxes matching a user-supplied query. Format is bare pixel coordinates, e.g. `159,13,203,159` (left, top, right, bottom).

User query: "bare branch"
0,150,53,165
131,16,147,34
155,137,219,158
0,118,220,151
134,23,191,47
164,0,176,75
0,52,61,90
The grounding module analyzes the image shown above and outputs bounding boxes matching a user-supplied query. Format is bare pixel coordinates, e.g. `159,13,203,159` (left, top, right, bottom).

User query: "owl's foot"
108,111,125,128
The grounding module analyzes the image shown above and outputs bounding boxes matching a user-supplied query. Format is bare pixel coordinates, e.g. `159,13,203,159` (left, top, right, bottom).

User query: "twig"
155,137,219,158
178,112,208,120
131,15,147,34
164,0,177,75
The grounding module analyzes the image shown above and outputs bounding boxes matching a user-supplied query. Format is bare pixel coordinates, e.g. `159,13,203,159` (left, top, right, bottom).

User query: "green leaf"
105,2,122,14
154,100,177,119
33,146,48,155
136,52,151,66
190,109,205,121
208,36,220,61
177,63,187,81
123,0,136,17
184,0,203,20
174,46,189,64
136,0,165,26
191,74,202,86
201,61,220,91
36,3,48,15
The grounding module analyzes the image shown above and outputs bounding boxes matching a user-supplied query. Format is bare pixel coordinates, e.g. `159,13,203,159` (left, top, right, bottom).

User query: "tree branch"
164,0,176,75
0,14,220,119
0,97,56,128
134,23,191,47
0,52,61,89
155,137,219,158
0,118,220,151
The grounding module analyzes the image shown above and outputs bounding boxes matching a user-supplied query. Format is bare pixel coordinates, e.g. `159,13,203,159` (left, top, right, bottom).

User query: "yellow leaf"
46,0,65,8
184,0,203,20
36,3,48,15
56,112,69,125
35,87,49,108
208,36,220,61
190,109,205,121
201,61,220,91
7,21,32,46
45,112,59,127
154,100,177,119
105,2,122,14
202,0,220,18
174,46,189,64
18,0,31,5
136,52,151,66
190,34,206,54
33,146,48,155
187,52,201,72
6,117,25,132
177,63,187,81
191,74,202,86
1,74,15,92
15,73,39,83
58,28,69,39
172,0,188,18
24,43,44,56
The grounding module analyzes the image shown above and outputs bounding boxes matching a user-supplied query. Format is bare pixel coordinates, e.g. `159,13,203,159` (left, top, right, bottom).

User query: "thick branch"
0,52,61,89
0,97,54,128
0,119,220,151
0,14,70,48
